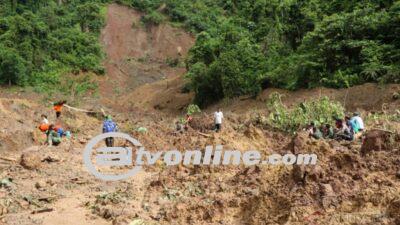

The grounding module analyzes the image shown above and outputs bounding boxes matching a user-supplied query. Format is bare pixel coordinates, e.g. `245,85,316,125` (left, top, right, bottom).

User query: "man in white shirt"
41,114,49,124
214,109,224,132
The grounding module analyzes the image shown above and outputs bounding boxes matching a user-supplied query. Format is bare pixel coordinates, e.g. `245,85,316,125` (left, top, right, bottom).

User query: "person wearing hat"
351,112,364,139
102,115,118,147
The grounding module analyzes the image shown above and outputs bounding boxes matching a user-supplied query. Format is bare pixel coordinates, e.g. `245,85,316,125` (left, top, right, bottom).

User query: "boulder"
361,130,399,155
20,146,42,170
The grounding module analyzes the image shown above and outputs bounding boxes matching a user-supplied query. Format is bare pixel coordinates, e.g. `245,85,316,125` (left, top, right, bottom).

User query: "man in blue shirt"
102,115,118,147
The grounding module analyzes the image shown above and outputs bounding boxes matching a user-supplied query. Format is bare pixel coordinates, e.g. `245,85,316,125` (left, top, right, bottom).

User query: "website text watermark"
83,132,318,181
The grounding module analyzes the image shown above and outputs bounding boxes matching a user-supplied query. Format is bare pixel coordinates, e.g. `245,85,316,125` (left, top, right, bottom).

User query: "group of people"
39,100,226,148
45,101,365,148
38,101,70,146
307,112,365,141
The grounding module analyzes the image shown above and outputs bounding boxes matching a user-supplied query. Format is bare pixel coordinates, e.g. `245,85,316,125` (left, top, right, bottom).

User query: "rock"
20,147,42,170
291,132,309,154
387,199,400,223
361,130,399,155
321,184,335,197
35,180,46,190
0,178,13,188
320,183,337,209
42,154,60,163
396,171,400,179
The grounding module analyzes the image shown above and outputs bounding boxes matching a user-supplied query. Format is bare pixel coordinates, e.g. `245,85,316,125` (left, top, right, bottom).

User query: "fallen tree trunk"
64,104,96,114
0,156,17,162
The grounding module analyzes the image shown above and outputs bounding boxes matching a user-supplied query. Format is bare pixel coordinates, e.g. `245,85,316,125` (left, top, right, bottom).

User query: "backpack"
103,120,116,133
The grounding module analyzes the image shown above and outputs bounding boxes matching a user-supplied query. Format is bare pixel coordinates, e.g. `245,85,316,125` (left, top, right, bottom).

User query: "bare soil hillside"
99,3,194,109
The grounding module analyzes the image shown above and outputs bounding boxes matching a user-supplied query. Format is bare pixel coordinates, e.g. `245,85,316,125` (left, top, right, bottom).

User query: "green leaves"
0,1,104,88
186,23,265,106
266,92,345,133
142,0,396,105
0,46,27,85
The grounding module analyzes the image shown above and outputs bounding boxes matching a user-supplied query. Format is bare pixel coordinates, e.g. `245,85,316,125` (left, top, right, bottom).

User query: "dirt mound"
1,91,399,225
361,129,400,155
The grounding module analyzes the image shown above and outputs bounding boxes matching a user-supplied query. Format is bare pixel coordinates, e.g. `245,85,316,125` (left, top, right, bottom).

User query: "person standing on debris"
46,124,62,146
214,108,224,132
102,115,118,147
53,100,66,119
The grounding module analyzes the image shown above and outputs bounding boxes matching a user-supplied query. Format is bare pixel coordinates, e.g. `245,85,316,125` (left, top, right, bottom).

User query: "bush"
186,104,201,115
0,46,27,85
141,11,165,26
266,92,345,133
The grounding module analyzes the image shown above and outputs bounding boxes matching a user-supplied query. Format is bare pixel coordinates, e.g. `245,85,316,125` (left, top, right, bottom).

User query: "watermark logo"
83,132,142,181
83,132,318,181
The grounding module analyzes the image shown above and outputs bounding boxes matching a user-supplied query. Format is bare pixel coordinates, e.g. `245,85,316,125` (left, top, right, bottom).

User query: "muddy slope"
99,3,194,108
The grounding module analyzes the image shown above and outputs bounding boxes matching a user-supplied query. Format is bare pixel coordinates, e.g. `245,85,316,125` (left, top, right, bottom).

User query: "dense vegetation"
1,1,399,106
0,0,106,91
265,92,344,133
124,0,400,106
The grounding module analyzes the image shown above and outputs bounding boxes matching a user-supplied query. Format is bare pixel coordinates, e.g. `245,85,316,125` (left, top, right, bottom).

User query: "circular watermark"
83,132,142,181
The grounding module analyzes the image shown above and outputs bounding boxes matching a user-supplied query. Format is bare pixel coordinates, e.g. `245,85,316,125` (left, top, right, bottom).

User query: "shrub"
266,92,345,133
141,11,165,26
186,104,201,115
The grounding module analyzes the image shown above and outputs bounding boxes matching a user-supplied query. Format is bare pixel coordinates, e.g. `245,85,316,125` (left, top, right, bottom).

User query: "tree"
76,2,103,33
0,46,27,85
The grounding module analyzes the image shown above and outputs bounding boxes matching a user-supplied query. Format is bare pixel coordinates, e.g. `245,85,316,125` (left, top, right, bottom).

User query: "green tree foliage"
127,0,400,106
186,104,201,115
0,0,105,87
0,46,27,85
141,11,165,26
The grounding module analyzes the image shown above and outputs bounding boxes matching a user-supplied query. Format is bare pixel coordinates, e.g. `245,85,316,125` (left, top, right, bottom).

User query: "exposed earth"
0,4,400,225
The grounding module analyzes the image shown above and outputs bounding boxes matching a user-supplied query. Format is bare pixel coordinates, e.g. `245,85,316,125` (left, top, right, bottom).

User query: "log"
0,156,17,162
197,131,211,137
64,104,96,114
31,208,54,214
